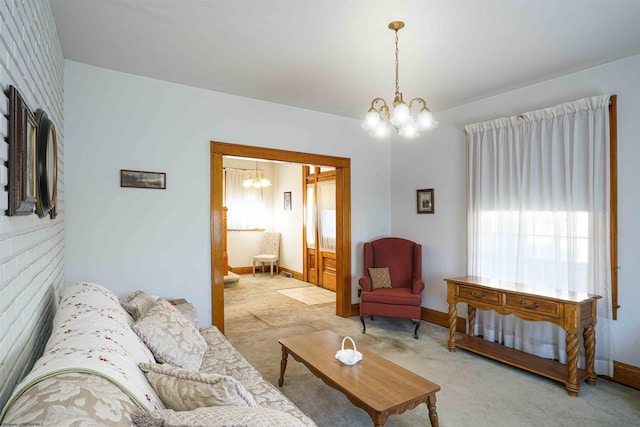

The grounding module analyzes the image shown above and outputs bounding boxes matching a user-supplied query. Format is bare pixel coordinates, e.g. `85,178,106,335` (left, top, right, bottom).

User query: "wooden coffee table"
278,330,440,427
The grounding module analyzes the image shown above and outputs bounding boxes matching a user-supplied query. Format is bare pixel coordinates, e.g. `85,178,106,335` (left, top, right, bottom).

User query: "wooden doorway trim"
210,141,352,332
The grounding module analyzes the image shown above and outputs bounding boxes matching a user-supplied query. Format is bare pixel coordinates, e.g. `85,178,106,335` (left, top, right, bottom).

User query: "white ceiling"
50,0,640,120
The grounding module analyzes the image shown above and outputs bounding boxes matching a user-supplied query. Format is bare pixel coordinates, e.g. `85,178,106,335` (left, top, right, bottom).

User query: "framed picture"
284,191,292,210
417,188,434,214
120,169,166,189
6,85,37,216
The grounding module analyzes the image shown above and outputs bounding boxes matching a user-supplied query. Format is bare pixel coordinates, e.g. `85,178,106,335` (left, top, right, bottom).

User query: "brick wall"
0,0,64,409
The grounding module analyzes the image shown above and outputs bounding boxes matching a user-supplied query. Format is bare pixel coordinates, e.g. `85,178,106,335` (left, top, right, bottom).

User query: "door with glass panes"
303,166,336,291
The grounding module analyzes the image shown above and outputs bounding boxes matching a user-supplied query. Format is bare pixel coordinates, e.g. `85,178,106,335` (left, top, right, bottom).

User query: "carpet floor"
224,274,640,427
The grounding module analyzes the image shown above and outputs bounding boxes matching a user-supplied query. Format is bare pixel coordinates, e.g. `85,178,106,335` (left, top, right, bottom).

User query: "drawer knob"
520,300,540,309
471,290,487,298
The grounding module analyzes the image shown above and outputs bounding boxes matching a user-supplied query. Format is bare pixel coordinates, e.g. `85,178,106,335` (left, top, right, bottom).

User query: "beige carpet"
224,275,640,427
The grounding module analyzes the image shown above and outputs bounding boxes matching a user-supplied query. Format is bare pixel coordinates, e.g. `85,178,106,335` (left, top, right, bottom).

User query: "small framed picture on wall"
417,188,434,214
284,191,292,210
121,169,166,189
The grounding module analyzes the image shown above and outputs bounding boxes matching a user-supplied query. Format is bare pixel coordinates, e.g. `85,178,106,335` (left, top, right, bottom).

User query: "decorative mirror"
35,110,58,219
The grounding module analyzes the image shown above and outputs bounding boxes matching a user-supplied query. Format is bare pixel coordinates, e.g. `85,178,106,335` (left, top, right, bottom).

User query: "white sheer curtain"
305,183,316,249
465,95,613,376
317,180,336,253
224,168,265,229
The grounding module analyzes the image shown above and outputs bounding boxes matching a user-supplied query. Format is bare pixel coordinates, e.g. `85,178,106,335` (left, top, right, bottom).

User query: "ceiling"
50,0,640,120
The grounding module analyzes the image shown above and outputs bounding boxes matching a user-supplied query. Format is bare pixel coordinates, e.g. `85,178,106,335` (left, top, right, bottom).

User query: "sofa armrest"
358,276,372,292
412,278,425,295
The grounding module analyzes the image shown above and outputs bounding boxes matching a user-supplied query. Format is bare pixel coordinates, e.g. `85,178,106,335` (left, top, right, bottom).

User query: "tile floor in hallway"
276,286,335,305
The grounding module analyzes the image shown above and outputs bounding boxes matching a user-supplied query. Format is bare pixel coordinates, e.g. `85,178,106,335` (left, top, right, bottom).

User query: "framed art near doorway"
284,191,292,210
417,188,434,214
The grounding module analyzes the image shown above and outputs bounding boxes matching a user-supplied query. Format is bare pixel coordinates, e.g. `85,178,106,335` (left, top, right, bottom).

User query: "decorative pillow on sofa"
368,267,392,289
133,299,207,370
139,362,257,410
131,406,306,427
121,290,157,320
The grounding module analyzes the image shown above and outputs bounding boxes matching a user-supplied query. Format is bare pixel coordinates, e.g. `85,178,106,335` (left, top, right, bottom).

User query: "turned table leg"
565,332,580,396
448,302,457,352
278,346,289,387
427,393,439,427
584,324,597,385
467,305,476,337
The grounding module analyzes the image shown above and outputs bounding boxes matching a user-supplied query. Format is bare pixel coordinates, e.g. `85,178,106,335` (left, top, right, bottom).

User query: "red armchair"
358,237,425,339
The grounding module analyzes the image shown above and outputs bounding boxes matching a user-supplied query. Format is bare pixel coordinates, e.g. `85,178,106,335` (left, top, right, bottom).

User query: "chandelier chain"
394,29,400,96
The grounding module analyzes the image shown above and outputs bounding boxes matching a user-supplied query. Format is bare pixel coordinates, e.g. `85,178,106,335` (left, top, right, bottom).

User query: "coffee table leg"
427,394,439,427
278,345,289,387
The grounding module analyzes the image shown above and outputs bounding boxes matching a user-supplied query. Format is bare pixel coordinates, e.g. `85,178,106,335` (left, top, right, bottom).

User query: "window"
224,168,267,230
465,95,615,375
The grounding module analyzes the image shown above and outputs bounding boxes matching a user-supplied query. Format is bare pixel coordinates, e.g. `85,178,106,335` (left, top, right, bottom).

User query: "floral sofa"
0,282,315,426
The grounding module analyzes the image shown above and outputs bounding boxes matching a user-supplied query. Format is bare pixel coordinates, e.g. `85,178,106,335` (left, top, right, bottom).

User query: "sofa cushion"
132,406,306,427
139,362,257,410
121,290,157,320
133,299,207,370
368,267,392,289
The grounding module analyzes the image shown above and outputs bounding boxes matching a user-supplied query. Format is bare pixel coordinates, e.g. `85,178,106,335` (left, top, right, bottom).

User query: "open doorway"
210,141,352,333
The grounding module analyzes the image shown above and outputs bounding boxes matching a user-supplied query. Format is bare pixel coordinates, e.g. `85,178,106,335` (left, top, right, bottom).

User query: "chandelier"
242,162,272,188
361,21,436,138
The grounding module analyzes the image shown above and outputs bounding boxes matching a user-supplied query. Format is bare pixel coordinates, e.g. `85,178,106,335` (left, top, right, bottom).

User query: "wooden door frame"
210,141,351,333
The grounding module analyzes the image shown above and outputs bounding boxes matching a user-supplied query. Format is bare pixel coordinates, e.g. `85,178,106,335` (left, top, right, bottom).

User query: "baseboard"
279,267,304,281
228,266,303,280
421,307,466,333
612,361,640,390
351,304,360,316
350,305,466,333
228,266,253,275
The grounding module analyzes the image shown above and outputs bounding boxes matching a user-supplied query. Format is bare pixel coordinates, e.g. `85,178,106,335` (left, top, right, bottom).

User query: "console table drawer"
505,295,560,318
459,286,500,304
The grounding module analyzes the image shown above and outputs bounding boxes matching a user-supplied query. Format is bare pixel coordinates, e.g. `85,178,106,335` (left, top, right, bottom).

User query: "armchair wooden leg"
413,319,421,339
360,315,366,334
252,261,256,277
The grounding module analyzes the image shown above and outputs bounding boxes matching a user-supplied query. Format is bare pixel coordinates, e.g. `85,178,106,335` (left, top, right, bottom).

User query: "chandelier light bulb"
398,120,418,138
391,102,410,126
373,121,391,138
417,109,434,130
364,110,380,130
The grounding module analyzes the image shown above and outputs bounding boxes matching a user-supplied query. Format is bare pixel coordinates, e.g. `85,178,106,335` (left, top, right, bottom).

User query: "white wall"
273,163,303,273
390,54,640,368
0,1,65,408
64,61,391,326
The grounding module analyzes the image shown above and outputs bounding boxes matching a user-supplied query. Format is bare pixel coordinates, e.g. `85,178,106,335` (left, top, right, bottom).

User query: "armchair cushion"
368,267,392,289
360,287,421,306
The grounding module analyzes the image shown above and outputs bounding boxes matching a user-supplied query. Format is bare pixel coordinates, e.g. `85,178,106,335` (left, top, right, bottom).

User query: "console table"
445,275,601,396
